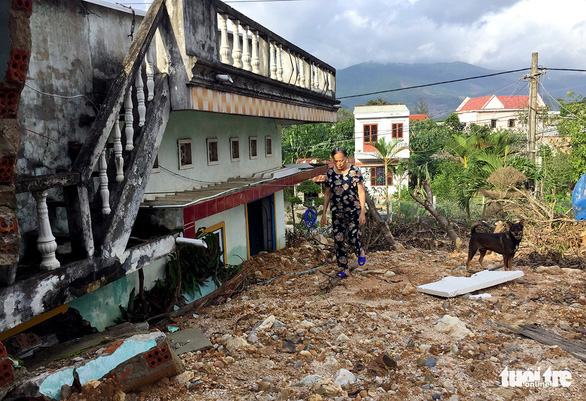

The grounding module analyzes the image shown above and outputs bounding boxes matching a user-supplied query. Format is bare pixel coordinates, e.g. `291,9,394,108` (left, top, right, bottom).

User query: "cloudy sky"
112,0,586,71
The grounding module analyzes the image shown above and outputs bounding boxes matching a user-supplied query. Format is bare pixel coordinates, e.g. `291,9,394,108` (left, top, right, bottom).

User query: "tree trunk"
410,180,463,249
397,178,402,220
365,190,396,250
385,164,390,221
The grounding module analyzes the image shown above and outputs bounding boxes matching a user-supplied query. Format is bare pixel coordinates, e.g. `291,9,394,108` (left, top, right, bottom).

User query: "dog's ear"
506,221,512,228
519,219,525,226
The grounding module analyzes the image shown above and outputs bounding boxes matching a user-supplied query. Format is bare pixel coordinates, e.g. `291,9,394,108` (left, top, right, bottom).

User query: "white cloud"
104,0,586,71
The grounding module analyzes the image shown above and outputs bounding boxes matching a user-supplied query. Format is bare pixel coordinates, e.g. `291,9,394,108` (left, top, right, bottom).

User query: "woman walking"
321,147,366,278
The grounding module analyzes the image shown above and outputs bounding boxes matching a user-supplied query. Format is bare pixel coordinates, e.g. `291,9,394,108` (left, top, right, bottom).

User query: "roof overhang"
141,164,326,236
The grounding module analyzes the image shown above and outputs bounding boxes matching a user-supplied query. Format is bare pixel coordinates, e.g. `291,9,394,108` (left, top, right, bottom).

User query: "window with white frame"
178,138,193,169
207,138,219,165
265,136,273,157
249,136,258,159
230,137,240,161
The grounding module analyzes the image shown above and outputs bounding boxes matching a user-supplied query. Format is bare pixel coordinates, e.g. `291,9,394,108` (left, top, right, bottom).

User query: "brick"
5,49,29,84
107,339,184,392
0,156,16,186
143,345,172,369
0,342,6,359
0,358,14,388
0,89,20,119
11,0,33,16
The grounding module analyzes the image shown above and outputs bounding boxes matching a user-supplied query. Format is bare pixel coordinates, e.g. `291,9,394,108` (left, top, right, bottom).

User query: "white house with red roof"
455,95,545,130
353,104,411,203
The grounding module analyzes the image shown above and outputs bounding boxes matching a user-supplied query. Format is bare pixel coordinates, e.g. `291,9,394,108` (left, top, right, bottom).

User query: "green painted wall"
195,205,248,265
145,111,282,197
68,258,166,331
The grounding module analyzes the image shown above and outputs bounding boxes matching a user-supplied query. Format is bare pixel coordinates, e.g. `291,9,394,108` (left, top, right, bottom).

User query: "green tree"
407,117,456,187
281,108,355,164
539,146,574,209
373,137,409,219
366,98,390,105
556,92,586,182
413,97,430,117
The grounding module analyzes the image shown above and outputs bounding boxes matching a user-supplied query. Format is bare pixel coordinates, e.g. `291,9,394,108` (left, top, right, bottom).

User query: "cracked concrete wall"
0,0,31,285
15,1,144,241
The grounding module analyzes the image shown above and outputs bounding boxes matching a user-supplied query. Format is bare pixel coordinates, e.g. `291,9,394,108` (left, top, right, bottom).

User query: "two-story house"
0,0,336,334
353,104,411,203
455,94,545,130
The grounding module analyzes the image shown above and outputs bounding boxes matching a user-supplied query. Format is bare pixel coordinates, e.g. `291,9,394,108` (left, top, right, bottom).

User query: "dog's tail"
470,221,490,234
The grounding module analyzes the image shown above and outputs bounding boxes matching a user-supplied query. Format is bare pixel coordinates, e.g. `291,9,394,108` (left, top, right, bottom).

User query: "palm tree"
373,137,409,220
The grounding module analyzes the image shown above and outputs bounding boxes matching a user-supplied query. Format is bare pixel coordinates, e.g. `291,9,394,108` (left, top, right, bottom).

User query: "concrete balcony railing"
215,2,336,99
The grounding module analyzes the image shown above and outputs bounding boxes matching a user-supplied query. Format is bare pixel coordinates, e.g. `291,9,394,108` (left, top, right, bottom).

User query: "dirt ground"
114,230,586,401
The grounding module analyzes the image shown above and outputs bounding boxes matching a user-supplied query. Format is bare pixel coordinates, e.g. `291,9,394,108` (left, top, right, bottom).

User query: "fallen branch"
167,270,248,319
411,180,463,249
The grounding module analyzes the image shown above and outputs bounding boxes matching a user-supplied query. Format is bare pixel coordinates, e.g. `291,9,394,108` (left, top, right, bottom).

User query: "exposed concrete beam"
0,234,176,334
14,172,79,194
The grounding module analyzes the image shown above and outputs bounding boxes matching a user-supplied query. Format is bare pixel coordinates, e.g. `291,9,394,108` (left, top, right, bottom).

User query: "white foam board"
417,270,524,298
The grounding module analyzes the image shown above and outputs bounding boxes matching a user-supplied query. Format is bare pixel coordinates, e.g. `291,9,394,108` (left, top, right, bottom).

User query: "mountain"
336,61,586,120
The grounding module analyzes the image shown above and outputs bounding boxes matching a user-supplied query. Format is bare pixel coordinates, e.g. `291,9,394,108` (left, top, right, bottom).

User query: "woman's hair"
331,147,347,158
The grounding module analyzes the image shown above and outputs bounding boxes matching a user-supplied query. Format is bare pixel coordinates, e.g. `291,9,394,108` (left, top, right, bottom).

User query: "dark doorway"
247,195,275,256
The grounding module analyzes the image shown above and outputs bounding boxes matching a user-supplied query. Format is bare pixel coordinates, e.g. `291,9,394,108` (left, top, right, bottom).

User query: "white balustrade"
251,30,260,74
135,68,146,127
288,53,296,85
242,26,251,71
269,42,277,80
124,89,134,151
215,11,335,94
299,57,305,89
145,53,154,101
112,119,124,182
33,190,60,270
231,20,242,68
276,45,283,82
99,148,111,215
219,14,230,64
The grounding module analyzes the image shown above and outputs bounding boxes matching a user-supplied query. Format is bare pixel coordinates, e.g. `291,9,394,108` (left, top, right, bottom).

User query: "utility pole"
524,52,545,164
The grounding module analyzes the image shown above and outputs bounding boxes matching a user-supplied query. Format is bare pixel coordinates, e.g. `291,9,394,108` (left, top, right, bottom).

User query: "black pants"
331,206,362,269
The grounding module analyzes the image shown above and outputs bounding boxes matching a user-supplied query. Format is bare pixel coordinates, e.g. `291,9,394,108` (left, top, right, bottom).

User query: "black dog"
465,220,525,271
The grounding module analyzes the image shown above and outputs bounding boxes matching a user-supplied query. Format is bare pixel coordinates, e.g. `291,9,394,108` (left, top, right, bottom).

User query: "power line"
337,68,531,100
543,68,586,73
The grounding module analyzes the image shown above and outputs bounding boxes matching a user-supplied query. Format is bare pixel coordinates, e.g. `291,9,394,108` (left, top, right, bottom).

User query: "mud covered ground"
124,230,586,401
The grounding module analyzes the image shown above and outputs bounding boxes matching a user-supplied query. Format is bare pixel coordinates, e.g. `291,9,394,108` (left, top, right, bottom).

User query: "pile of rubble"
139,240,586,401
4,237,586,401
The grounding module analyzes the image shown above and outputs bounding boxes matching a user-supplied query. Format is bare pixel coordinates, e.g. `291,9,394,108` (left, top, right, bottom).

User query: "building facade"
455,95,545,131
0,0,337,334
353,104,410,203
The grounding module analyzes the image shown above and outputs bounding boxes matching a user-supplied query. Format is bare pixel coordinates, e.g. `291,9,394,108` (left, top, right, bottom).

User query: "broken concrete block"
105,338,184,393
10,331,182,400
417,270,524,298
167,327,212,355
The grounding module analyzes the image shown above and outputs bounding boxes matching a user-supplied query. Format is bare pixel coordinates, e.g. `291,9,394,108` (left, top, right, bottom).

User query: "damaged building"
0,0,337,339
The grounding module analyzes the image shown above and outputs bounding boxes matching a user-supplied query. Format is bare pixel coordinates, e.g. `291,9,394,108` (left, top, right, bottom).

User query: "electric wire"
337,68,531,99
24,83,99,111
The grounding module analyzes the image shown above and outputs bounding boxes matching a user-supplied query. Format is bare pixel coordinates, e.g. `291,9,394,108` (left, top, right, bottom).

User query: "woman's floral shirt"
325,165,364,212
